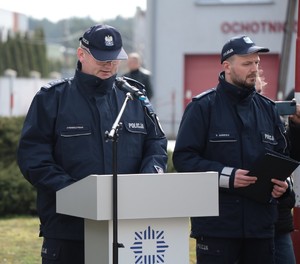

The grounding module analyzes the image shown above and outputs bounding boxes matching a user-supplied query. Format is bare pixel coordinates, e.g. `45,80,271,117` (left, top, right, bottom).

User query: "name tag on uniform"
209,132,237,143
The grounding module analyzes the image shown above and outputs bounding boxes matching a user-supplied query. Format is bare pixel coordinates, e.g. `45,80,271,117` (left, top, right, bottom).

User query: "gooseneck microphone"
115,77,146,101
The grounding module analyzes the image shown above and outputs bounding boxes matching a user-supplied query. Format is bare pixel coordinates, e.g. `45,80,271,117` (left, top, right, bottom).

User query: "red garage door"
184,54,280,107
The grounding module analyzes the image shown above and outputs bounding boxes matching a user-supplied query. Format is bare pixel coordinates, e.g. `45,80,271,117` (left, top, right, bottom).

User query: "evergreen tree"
0,16,133,77
16,32,30,77
11,32,23,76
26,31,39,75
24,31,36,77
33,28,48,77
4,31,14,71
0,41,4,75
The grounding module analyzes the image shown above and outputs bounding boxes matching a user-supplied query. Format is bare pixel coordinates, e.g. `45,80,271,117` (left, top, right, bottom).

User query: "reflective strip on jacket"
173,73,287,238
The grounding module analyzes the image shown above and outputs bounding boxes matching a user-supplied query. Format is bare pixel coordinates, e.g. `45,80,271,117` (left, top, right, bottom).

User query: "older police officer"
17,24,167,264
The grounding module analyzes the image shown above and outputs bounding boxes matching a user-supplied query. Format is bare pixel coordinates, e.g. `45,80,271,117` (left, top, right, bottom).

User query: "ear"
223,61,231,73
77,47,85,62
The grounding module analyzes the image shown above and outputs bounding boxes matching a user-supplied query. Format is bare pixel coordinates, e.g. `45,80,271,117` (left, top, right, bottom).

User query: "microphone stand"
105,92,133,264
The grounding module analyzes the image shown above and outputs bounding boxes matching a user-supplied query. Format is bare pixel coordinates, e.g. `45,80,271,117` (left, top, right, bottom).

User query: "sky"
0,0,147,22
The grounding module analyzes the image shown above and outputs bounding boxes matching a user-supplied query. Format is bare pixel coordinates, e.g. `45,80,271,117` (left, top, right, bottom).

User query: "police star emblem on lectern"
130,226,169,263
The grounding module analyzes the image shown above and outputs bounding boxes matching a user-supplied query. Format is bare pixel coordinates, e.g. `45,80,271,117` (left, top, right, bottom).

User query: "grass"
0,216,196,264
0,216,41,264
190,237,196,263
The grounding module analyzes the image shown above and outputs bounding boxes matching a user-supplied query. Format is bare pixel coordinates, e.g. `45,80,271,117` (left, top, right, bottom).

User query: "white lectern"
56,172,219,264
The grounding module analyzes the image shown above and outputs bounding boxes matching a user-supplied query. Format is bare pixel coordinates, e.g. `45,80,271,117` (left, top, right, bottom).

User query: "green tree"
0,41,5,75
34,28,48,77
28,28,48,77
0,16,134,77
11,32,24,76
3,31,14,71
16,32,30,77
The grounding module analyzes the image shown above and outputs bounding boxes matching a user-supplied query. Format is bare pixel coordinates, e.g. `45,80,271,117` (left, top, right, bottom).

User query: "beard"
231,72,257,89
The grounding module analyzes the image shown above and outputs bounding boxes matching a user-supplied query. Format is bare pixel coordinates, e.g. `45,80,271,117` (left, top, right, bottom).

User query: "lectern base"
85,217,189,264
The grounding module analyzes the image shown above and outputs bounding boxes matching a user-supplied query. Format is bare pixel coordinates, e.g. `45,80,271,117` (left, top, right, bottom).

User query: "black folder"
235,151,299,203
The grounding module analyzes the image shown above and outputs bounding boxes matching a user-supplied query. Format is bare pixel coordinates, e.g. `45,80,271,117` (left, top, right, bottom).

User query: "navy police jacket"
17,69,167,240
173,72,287,238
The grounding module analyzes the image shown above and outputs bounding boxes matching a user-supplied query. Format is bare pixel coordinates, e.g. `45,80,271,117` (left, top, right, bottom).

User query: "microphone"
115,77,146,100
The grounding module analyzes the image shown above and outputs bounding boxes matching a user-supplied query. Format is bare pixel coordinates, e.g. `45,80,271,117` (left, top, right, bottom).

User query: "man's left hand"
271,178,288,198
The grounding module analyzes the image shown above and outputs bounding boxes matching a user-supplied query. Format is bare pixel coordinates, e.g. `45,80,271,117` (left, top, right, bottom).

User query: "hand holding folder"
235,150,300,203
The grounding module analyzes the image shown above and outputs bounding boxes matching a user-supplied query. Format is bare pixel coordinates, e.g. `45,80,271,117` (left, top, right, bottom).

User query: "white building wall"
0,77,53,116
17,13,29,32
146,0,297,137
0,9,16,28
0,9,29,40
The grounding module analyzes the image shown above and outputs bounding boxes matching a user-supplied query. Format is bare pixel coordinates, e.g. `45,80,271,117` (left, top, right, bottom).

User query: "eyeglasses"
81,46,119,65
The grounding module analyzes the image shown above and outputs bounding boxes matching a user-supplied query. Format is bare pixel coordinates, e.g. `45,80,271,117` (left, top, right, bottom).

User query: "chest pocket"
119,120,147,159
59,125,92,162
60,125,91,137
207,132,239,165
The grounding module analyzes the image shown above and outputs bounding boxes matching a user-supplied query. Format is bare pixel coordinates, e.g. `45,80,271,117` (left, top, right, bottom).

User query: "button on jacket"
17,69,167,240
173,72,287,239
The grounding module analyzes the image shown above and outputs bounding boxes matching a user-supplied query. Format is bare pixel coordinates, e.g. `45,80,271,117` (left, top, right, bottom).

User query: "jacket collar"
218,71,255,102
75,68,116,96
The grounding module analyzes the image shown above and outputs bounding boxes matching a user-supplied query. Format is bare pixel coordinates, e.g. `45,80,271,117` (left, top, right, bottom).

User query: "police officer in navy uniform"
173,35,289,264
17,24,167,264
124,52,153,99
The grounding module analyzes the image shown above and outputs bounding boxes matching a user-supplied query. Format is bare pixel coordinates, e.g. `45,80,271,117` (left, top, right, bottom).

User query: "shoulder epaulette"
138,96,153,114
139,67,151,75
123,76,145,89
256,92,276,105
192,88,216,101
41,77,72,90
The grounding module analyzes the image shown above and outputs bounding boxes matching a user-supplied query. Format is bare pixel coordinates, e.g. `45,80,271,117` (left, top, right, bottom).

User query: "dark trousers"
274,232,296,264
41,238,84,264
196,236,275,264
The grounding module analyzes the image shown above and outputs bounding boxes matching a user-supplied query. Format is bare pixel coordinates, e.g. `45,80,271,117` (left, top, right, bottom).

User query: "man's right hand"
234,169,257,188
